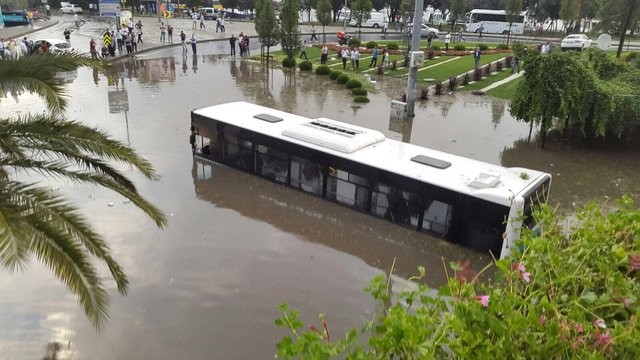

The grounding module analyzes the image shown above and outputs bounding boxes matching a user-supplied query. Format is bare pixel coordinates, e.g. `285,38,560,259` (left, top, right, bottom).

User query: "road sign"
99,0,119,17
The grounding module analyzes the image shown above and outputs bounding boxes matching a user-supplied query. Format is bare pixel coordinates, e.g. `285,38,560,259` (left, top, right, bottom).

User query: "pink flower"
629,254,640,271
595,331,613,352
593,318,607,329
621,297,631,309
576,323,584,334
538,315,546,325
571,336,584,350
474,295,490,307
512,262,531,283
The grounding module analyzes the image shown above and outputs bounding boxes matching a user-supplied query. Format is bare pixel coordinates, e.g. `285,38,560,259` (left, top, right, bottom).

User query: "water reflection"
191,158,490,285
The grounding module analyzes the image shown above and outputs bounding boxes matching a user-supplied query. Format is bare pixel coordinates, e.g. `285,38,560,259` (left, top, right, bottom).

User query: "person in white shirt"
341,47,349,69
190,34,197,54
445,32,451,51
320,44,328,64
192,12,198,29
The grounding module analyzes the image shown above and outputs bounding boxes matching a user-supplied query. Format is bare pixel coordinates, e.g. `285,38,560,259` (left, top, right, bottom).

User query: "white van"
349,12,386,28
199,7,221,20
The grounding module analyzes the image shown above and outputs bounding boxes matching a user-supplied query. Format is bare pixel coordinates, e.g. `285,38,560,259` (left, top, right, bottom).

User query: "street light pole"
405,0,424,118
343,0,347,30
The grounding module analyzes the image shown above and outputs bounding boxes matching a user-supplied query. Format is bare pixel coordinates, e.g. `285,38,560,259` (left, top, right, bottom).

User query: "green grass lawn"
416,53,506,82
487,76,522,100
459,68,516,91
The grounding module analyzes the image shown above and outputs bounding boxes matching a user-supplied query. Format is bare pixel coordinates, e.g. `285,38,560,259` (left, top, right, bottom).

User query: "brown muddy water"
0,53,638,359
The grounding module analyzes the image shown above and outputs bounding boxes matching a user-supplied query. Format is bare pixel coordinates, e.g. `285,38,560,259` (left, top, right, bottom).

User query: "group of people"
159,22,175,43
191,12,225,32
98,20,145,58
229,33,250,57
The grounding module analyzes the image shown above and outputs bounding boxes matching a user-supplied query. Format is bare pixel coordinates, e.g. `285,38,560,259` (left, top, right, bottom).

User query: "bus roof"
192,101,549,206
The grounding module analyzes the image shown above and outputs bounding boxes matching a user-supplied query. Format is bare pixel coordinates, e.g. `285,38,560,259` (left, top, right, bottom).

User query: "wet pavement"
1,18,639,360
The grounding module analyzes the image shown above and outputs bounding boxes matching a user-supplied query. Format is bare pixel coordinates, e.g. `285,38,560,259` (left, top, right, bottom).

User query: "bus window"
422,200,453,236
290,156,322,195
256,146,288,183
326,168,369,209
372,183,421,227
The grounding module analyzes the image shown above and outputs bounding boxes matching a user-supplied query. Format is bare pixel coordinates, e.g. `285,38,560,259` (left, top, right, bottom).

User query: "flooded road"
1,51,638,359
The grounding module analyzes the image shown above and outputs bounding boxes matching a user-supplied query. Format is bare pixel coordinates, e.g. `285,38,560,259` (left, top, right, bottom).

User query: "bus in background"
0,8,30,27
464,9,526,34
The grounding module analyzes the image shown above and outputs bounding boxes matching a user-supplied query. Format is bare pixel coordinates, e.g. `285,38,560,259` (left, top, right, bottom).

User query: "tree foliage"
505,0,523,44
278,0,301,61
0,53,166,329
597,0,640,58
449,0,469,30
510,46,640,147
316,0,333,43
351,0,373,39
255,0,280,58
301,0,318,22
276,197,640,358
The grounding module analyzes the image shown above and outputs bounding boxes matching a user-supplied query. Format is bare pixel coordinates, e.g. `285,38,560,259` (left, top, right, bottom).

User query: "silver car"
560,34,592,51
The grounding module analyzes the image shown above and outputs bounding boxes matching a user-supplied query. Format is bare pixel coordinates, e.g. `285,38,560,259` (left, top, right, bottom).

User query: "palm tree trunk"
617,0,638,58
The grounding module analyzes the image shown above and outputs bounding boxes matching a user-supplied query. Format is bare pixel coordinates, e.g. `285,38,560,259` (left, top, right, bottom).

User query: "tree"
351,0,373,39
279,0,301,61
0,54,166,329
220,0,239,11
449,0,469,31
301,0,318,22
255,0,280,59
505,0,523,44
598,0,640,58
316,0,333,43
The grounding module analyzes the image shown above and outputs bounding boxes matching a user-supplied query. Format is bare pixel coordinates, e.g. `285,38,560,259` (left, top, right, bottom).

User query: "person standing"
478,22,484,39
369,46,378,67
192,12,198,29
230,34,237,56
63,29,71,44
473,46,481,69
45,4,50,16
89,38,98,59
341,47,349,69
310,25,318,42
445,32,451,51
180,31,187,52
320,43,328,64
167,25,173,43
244,36,250,56
299,40,308,60
200,14,206,29
125,33,133,55
382,49,389,68
137,26,143,44
354,48,360,69
511,55,520,74
427,32,434,48
350,48,357,69
382,21,388,38
219,17,225,32
160,23,166,43
190,33,197,54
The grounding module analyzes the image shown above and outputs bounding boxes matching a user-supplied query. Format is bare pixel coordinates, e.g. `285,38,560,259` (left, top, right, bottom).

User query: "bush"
337,74,349,84
434,81,443,95
432,45,441,51
426,49,434,60
496,61,504,71
448,76,457,91
353,96,370,103
496,44,510,50
329,70,342,79
348,38,361,47
462,72,470,85
299,60,313,71
419,87,429,100
473,68,483,81
346,79,362,89
454,44,466,51
366,41,378,49
282,57,296,68
505,55,513,67
352,88,368,96
478,44,489,51
316,65,331,75
484,63,492,76
387,42,399,50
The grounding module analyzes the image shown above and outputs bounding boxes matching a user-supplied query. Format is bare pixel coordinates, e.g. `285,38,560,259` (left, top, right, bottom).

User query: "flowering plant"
275,197,640,358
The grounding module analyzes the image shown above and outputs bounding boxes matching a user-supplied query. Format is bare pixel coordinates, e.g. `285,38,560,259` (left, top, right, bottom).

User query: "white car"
560,34,592,51
404,23,439,38
61,4,83,14
33,39,74,54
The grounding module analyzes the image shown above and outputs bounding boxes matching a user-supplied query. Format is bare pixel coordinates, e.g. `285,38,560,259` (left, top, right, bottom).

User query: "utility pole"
405,0,424,118
343,0,347,30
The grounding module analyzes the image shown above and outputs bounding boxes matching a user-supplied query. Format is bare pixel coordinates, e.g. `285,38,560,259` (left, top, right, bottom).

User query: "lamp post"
343,0,347,30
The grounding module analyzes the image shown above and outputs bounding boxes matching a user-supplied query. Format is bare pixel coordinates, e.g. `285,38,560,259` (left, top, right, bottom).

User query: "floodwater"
0,51,638,359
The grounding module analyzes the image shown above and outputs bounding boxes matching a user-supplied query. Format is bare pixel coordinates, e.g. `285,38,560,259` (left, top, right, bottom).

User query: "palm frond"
0,53,106,115
0,115,158,181
0,181,122,329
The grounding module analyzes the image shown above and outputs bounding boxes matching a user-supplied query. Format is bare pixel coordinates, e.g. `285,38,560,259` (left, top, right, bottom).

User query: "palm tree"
0,53,166,329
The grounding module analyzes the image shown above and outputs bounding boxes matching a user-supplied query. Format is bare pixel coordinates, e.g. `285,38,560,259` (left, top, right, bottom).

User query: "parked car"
348,12,386,28
60,4,83,14
199,7,222,20
222,11,251,20
32,39,74,54
560,34,592,51
404,23,439,38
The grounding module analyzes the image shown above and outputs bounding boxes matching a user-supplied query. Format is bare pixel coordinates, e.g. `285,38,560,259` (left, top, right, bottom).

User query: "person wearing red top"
89,38,98,59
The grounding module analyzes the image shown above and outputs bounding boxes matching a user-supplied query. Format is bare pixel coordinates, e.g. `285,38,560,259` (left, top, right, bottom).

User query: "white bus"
465,9,526,35
191,102,551,258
